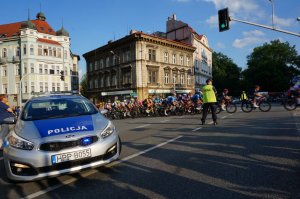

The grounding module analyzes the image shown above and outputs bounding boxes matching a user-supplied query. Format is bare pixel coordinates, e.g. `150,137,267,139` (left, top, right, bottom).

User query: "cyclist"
220,88,231,111
249,85,263,107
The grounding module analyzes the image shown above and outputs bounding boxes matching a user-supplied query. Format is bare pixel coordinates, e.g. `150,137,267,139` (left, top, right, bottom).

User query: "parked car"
2,93,121,181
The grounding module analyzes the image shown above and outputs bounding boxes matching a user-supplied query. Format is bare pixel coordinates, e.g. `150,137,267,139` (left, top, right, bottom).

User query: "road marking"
160,120,170,123
22,135,183,199
208,121,213,124
221,116,227,119
192,127,202,132
134,124,151,129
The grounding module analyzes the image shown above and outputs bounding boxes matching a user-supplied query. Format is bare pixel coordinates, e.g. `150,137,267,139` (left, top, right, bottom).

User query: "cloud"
273,15,295,28
205,15,218,27
233,30,267,48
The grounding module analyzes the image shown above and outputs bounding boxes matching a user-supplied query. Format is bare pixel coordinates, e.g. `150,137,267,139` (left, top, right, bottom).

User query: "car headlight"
101,122,116,139
7,131,34,150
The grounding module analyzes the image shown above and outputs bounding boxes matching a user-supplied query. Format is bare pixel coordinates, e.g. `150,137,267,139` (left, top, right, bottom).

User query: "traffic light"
218,8,230,32
60,71,65,81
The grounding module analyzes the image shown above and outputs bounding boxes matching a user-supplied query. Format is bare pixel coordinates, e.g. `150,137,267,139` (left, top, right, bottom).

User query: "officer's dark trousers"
201,103,217,123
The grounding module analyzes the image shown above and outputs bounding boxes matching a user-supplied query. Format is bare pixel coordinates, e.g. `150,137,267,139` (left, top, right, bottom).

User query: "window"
50,65,55,74
2,66,7,76
58,48,61,58
57,83,60,91
123,70,131,84
111,73,117,86
180,73,185,84
16,83,20,94
105,76,110,87
180,56,184,65
40,82,43,92
44,65,48,74
24,83,28,93
38,45,42,56
23,62,27,74
89,62,93,72
56,66,60,75
64,83,68,91
15,47,20,57
23,44,27,55
64,50,67,59
39,64,43,74
164,71,170,84
113,55,118,65
148,69,158,84
172,54,176,64
3,84,7,94
164,52,169,63
43,46,48,56
52,83,55,91
148,49,156,61
95,60,99,70
53,47,57,57
126,51,131,62
49,47,52,56
187,74,191,85
187,57,190,66
45,82,48,92
30,63,34,73
15,64,20,75
100,59,104,69
100,76,104,87
105,57,110,67
31,82,35,93
173,73,177,84
2,48,7,58
30,44,34,55
94,79,98,88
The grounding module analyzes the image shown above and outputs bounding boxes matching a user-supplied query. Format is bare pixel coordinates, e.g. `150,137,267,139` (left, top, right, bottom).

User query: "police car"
2,93,121,181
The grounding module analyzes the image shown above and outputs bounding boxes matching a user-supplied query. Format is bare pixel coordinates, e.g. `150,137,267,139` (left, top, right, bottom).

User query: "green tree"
80,73,88,97
242,40,300,92
212,52,242,96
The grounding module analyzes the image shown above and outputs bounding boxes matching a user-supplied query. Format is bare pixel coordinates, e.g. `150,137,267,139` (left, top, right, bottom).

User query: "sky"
1,0,299,80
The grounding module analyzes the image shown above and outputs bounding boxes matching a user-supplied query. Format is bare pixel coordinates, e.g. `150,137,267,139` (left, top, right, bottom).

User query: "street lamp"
268,0,275,29
110,50,120,64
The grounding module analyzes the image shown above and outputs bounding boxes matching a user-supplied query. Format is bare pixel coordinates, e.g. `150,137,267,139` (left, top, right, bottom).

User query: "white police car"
2,93,121,181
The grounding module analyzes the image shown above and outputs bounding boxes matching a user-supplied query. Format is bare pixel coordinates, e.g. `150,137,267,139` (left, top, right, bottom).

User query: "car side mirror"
2,117,16,124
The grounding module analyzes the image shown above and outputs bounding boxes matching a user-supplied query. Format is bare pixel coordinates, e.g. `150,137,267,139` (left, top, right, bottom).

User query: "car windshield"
21,97,98,121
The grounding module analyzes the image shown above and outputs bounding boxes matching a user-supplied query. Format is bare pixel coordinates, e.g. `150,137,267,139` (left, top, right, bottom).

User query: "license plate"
51,148,92,164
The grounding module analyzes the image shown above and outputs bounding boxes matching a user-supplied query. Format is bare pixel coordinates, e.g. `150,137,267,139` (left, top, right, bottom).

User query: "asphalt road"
0,104,299,199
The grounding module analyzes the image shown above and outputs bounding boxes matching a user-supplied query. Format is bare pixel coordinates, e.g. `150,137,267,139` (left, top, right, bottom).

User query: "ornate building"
0,12,79,105
83,30,195,102
166,14,213,92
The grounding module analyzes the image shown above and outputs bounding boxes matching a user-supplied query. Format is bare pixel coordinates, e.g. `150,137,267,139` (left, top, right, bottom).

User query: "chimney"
130,29,138,34
172,14,176,20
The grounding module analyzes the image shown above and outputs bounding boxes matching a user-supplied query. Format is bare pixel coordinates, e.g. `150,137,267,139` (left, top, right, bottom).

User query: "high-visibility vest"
240,92,248,100
202,85,217,103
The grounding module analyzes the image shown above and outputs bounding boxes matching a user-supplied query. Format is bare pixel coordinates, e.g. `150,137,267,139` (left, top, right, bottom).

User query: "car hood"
14,114,110,140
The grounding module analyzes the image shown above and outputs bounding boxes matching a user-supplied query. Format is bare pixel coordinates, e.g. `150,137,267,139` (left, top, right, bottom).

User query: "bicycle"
241,96,271,112
283,93,299,111
216,99,237,114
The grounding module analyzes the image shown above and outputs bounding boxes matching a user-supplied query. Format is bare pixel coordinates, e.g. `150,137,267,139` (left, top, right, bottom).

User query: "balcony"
0,57,7,65
12,56,20,63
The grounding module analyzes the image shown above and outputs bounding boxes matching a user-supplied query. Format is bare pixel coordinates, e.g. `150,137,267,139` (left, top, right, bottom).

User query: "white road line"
22,135,183,199
221,116,227,119
192,127,202,132
160,120,170,123
134,124,151,129
208,121,213,124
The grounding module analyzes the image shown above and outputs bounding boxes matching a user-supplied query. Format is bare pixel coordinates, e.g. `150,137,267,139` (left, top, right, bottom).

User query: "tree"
242,40,300,92
80,73,88,97
212,52,242,96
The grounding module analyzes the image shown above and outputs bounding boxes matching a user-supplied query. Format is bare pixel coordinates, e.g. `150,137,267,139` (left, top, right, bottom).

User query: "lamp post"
269,0,275,29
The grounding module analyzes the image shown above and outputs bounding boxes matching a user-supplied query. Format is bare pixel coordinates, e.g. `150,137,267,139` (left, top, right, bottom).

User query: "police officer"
201,79,217,125
0,94,15,150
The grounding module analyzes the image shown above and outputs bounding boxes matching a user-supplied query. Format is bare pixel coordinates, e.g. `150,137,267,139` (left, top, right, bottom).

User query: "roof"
0,19,56,38
37,38,61,45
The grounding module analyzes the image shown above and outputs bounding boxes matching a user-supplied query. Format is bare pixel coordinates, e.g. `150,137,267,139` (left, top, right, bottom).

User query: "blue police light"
81,137,92,146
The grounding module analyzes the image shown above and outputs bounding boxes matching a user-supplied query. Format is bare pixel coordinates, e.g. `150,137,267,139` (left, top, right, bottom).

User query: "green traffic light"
221,24,226,29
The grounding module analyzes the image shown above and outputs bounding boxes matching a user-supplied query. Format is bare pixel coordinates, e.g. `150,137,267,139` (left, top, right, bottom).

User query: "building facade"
0,12,78,106
166,14,213,92
83,30,195,102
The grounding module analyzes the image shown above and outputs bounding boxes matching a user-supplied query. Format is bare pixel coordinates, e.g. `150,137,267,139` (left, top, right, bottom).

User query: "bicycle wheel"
259,101,271,112
241,101,253,112
226,103,237,113
283,98,297,111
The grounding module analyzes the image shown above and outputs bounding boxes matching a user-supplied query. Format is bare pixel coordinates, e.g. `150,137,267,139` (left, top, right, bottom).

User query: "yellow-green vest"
202,85,217,103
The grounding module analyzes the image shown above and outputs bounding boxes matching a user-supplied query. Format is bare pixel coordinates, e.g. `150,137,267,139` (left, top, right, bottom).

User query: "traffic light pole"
230,17,300,37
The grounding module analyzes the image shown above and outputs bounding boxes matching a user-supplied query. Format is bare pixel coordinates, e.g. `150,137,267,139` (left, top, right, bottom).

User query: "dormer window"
40,27,44,30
